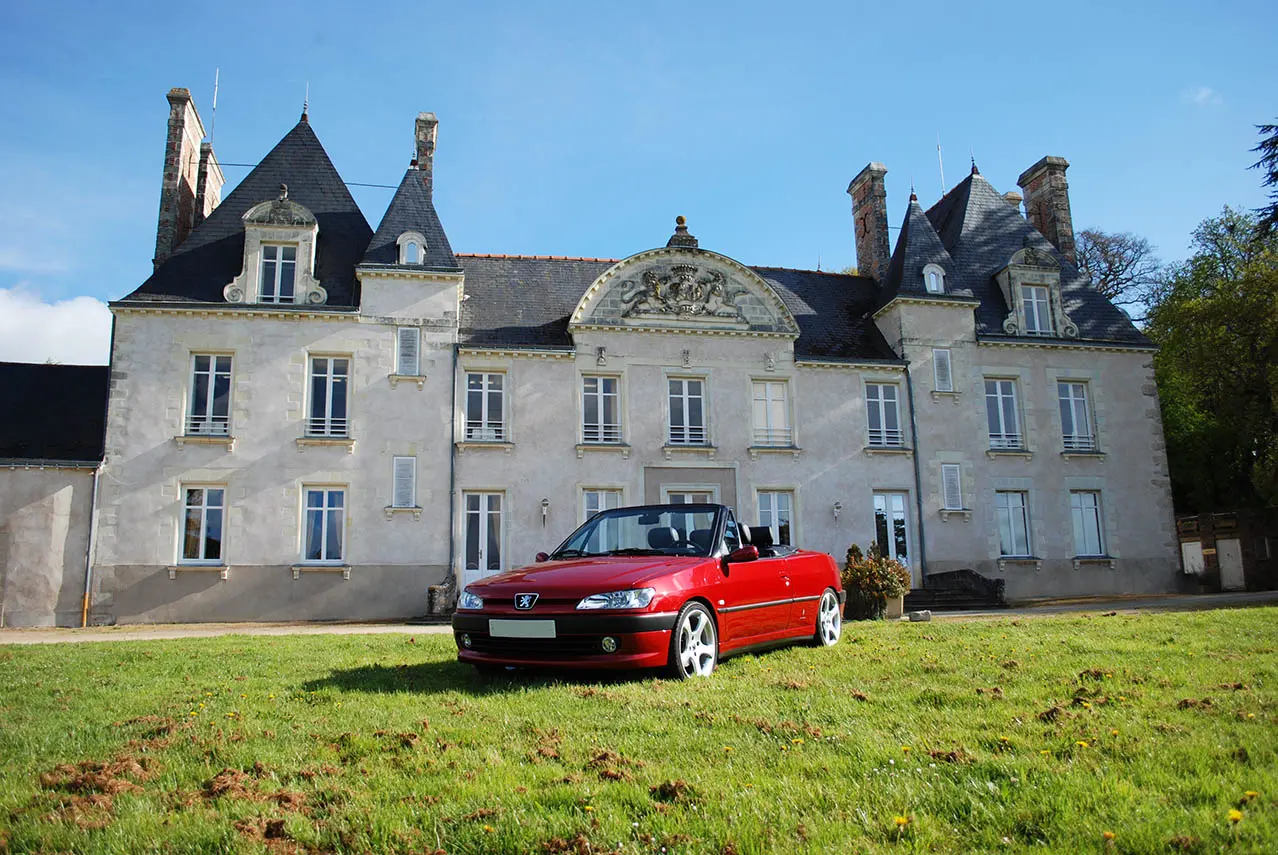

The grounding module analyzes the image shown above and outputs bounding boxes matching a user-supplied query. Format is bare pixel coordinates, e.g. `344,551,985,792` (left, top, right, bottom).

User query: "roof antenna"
209,68,219,145
817,252,822,272
936,131,946,197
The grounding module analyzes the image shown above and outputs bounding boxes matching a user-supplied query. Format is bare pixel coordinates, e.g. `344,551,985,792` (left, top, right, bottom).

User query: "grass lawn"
1,609,1275,854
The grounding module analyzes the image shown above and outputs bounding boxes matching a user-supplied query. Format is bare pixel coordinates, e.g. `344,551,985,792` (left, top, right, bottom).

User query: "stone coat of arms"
620,264,745,320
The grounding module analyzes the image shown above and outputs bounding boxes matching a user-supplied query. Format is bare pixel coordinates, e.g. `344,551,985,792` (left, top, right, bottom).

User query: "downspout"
445,341,459,605
83,313,116,627
904,363,928,584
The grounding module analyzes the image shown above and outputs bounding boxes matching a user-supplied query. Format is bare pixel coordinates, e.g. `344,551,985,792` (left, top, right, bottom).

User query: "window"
181,486,224,563
582,376,621,443
1070,491,1104,556
392,457,416,509
259,244,297,303
757,490,794,546
873,492,911,567
187,354,231,435
995,491,1031,556
941,464,963,510
582,488,622,521
923,263,945,294
405,241,420,264
308,357,350,437
396,328,420,376
397,231,427,265
932,348,953,393
866,383,902,446
465,373,505,441
303,488,345,563
463,492,503,583
1058,382,1095,451
1021,285,1052,335
751,381,791,445
985,379,1023,449
667,378,707,445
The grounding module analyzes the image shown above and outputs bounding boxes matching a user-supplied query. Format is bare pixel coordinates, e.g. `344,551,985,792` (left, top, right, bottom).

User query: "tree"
1145,207,1278,511
1075,228,1162,318
1251,120,1278,238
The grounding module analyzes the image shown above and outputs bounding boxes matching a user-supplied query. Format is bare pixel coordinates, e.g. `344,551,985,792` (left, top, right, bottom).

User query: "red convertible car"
451,503,845,678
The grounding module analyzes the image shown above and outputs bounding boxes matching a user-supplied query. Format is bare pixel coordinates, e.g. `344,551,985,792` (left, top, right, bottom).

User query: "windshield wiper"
549,548,596,559
605,548,665,556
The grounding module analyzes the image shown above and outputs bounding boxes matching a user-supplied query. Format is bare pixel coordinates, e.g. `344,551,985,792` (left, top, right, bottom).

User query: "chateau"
0,87,1181,626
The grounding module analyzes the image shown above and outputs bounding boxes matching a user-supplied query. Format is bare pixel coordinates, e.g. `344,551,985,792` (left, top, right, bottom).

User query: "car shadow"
301,660,663,697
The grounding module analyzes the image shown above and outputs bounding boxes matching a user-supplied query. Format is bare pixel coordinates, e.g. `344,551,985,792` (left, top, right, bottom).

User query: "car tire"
813,588,842,647
667,601,718,679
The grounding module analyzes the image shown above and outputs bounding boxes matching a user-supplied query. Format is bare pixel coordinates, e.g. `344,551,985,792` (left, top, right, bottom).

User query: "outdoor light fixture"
833,501,843,521
541,497,550,526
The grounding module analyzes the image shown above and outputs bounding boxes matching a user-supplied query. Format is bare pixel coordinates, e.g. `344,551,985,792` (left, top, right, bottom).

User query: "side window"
723,511,741,553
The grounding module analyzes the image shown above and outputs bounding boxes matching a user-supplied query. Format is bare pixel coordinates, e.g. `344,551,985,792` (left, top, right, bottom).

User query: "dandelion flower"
1247,713,1256,719
1039,750,1050,756
1103,831,1115,840
724,746,734,753
1110,729,1119,736
1228,809,1243,823
584,806,594,812
902,746,911,753
999,736,1010,742
1076,741,1089,748
894,815,910,827
792,738,805,745
1244,791,1259,799
483,824,495,832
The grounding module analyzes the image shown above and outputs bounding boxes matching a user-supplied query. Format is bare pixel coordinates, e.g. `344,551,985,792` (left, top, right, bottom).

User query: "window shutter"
397,327,420,376
942,464,963,510
933,349,953,392
393,456,416,508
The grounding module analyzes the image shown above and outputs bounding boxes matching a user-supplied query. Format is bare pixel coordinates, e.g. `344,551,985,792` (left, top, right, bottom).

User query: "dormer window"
396,231,428,265
259,244,297,303
923,263,946,294
1021,284,1052,335
994,246,1079,339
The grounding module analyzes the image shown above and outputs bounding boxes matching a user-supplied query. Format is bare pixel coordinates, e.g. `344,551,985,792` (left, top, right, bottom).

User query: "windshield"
550,505,722,559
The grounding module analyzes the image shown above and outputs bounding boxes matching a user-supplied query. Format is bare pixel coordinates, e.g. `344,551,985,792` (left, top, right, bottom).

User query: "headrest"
751,526,774,550
738,523,751,545
688,529,715,552
647,527,679,549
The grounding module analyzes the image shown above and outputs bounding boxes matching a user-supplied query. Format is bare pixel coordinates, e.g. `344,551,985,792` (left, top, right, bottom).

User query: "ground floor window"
582,488,622,522
872,491,910,566
757,489,794,546
304,488,345,563
995,490,1031,556
464,492,503,582
181,486,224,563
1070,491,1104,556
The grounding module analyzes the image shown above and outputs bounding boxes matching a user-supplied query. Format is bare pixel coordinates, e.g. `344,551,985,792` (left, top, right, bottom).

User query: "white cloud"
1182,85,1222,106
0,287,111,365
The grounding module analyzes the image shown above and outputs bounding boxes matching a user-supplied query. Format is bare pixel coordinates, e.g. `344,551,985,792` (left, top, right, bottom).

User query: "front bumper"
451,610,679,669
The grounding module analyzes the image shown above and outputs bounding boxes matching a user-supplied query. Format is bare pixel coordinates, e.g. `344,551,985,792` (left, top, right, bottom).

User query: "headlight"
576,588,656,610
458,589,484,610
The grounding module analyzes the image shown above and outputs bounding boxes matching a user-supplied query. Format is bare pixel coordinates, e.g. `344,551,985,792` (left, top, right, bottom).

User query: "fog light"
461,634,472,648
601,636,619,653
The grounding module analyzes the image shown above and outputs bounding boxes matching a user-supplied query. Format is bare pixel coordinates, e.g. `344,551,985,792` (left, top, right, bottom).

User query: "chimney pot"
1002,190,1023,213
415,112,439,198
847,163,890,282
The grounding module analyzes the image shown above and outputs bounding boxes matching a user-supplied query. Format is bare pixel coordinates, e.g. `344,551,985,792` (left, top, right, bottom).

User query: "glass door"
463,492,503,585
872,492,916,586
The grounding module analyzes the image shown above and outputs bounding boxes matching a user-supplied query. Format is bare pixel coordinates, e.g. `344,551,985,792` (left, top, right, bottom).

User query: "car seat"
647,527,680,550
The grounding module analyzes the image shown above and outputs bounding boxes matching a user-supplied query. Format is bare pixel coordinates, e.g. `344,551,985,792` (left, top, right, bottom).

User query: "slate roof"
361,167,459,270
881,195,961,305
457,254,898,361
122,117,372,307
919,170,1151,346
0,362,109,463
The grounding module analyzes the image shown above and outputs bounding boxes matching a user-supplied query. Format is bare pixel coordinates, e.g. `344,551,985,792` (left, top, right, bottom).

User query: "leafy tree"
1252,120,1278,238
1146,207,1278,511
1075,228,1162,318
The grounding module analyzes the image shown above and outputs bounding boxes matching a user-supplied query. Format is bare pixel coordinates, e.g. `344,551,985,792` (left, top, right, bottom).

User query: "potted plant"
841,543,911,620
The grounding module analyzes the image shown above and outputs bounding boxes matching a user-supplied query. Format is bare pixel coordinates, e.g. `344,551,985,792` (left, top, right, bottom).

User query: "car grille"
459,633,614,658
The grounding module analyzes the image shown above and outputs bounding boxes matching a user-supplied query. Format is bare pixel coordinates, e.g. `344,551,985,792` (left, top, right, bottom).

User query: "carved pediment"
571,248,798,336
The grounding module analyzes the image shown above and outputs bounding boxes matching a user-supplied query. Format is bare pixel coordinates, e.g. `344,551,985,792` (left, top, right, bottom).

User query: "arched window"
923,264,946,294
397,231,427,265
405,241,419,264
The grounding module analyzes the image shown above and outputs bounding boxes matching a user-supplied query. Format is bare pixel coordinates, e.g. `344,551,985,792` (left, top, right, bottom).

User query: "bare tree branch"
1075,228,1163,315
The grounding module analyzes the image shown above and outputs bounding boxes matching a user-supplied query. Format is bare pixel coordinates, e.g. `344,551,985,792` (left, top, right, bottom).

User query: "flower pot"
844,590,887,621
885,595,904,619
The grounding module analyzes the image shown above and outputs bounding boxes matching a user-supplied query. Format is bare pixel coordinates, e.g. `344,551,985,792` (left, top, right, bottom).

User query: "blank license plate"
489,619,556,639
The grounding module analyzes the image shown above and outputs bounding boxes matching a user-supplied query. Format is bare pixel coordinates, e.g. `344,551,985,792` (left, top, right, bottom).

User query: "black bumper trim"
452,611,679,635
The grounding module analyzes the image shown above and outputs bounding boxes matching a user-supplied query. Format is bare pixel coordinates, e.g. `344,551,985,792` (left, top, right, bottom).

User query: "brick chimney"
153,88,210,268
847,163,890,282
193,142,224,229
415,112,438,198
1017,156,1076,264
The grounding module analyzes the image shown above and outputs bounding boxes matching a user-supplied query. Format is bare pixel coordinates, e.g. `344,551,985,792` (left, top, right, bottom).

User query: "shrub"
841,543,911,599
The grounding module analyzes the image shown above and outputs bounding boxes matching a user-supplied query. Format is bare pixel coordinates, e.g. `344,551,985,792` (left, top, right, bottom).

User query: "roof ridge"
750,264,863,277
456,253,621,262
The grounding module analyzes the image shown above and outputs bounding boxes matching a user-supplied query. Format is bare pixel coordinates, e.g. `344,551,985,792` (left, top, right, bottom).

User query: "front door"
463,492,503,586
873,492,916,586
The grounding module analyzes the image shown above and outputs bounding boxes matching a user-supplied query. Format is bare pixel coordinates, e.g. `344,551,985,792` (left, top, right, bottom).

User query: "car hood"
466,555,704,596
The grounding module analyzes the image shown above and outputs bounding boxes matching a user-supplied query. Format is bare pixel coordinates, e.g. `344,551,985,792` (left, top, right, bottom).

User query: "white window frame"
465,372,506,442
392,456,417,509
581,488,623,522
751,380,792,446
396,327,421,376
756,489,795,547
1070,491,1105,556
932,348,954,393
581,375,622,444
985,378,1023,449
308,356,350,437
923,263,945,294
396,231,427,265
258,243,297,303
667,377,708,445
866,382,903,447
941,464,963,510
180,485,225,565
1021,284,1052,335
186,354,232,436
1058,381,1095,451
872,491,914,582
302,487,346,564
661,485,720,504
995,490,1032,557
462,491,504,584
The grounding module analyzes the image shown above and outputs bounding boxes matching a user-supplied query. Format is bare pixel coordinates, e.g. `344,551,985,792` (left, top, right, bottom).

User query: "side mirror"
535,552,550,563
725,545,759,564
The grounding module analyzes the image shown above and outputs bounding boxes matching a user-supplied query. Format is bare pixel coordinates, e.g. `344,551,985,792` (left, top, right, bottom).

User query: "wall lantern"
541,497,550,527
833,501,843,521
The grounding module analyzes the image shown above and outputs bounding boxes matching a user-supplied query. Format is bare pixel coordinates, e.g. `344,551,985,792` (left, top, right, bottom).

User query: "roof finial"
666,215,698,248
301,81,309,122
970,150,979,175
910,183,918,203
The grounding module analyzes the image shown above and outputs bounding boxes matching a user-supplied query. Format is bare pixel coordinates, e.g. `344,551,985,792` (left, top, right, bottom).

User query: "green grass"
1,609,1275,854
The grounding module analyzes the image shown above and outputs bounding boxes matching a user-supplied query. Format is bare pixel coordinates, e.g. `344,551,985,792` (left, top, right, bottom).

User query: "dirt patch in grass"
1038,705,1069,723
40,756,155,796
976,686,1003,697
540,832,593,854
650,779,696,803
1177,697,1214,710
463,807,500,821
928,748,974,764
586,749,640,781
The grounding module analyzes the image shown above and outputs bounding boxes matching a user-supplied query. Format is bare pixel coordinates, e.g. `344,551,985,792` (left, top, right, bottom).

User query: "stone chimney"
1017,156,1076,264
193,142,224,229
415,112,438,198
847,163,890,282
153,88,209,268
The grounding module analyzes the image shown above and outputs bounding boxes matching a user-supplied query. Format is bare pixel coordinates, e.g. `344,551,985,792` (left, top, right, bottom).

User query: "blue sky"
0,0,1272,363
